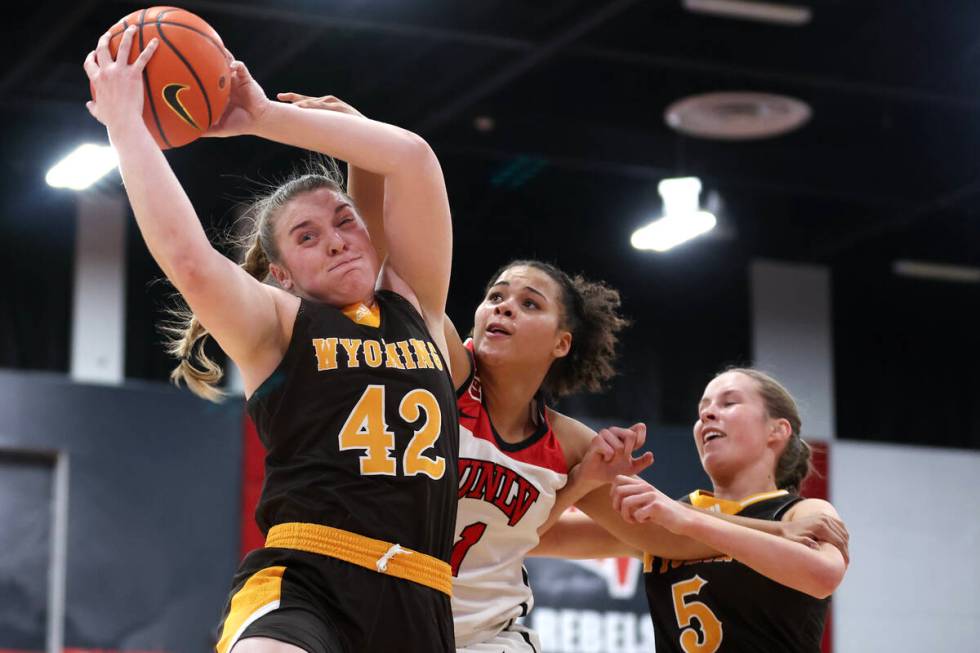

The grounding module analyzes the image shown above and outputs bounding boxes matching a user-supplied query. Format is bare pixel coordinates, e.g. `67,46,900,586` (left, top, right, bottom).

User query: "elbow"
391,130,440,172
167,250,213,293
805,558,846,599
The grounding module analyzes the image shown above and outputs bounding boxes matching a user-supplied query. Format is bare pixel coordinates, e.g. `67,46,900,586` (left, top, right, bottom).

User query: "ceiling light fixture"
893,260,980,284
631,177,717,252
46,144,118,191
683,0,812,26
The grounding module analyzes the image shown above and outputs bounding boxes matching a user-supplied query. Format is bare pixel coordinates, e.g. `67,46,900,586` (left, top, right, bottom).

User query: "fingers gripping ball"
97,7,230,149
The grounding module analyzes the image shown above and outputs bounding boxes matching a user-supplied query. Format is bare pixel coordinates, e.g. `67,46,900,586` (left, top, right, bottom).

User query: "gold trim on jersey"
265,522,453,596
642,489,790,572
341,301,381,327
687,489,789,515
216,565,285,653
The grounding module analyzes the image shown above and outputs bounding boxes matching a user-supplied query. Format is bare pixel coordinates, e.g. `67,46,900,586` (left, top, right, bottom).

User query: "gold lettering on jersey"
656,555,735,574
396,341,418,369
410,339,434,369
339,339,363,368
427,342,445,371
383,341,406,369
312,337,340,371
312,337,445,374
363,340,383,368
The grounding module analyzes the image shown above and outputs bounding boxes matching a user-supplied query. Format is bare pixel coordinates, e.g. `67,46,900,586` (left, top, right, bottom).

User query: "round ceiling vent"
664,92,811,140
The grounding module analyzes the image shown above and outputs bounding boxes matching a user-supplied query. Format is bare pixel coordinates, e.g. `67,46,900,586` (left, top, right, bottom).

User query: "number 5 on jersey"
338,384,446,479
671,575,723,653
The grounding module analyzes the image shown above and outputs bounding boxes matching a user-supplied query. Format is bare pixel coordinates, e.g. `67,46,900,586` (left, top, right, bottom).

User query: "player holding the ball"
85,18,458,653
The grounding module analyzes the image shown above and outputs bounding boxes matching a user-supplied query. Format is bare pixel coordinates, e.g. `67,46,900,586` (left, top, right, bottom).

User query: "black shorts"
215,546,455,653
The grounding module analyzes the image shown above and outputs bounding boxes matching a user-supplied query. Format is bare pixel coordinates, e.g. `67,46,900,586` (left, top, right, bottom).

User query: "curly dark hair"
484,260,630,399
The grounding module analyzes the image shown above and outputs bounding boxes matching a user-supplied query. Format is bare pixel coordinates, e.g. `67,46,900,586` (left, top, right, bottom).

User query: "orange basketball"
99,7,231,149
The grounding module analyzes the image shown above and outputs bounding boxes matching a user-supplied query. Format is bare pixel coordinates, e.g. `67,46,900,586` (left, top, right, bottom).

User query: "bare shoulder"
546,408,596,468
235,285,299,396
270,285,301,331
378,262,422,313
377,263,451,367
784,497,842,521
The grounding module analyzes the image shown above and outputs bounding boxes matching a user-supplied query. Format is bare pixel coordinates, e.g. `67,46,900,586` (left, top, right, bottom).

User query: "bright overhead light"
683,0,812,26
631,177,717,252
893,260,980,284
46,144,118,191
631,213,717,252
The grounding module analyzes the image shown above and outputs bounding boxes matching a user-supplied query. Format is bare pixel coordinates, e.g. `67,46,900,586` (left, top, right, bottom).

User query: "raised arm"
223,62,452,325
275,93,387,264
84,29,285,386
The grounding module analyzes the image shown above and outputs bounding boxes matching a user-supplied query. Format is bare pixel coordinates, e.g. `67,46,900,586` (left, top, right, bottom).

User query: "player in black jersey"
538,367,847,652
85,33,457,653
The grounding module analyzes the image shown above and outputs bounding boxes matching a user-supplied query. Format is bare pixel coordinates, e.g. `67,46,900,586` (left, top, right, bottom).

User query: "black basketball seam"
155,18,214,128
148,21,226,56
138,9,173,149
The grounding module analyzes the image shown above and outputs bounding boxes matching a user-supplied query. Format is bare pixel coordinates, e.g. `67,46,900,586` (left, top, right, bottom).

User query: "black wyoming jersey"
644,490,829,653
246,290,460,563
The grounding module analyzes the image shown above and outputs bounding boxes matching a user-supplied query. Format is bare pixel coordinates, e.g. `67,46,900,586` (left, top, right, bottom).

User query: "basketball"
99,7,230,149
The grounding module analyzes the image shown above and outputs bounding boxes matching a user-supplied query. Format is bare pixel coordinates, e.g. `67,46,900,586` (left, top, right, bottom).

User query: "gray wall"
0,371,243,653
832,441,980,653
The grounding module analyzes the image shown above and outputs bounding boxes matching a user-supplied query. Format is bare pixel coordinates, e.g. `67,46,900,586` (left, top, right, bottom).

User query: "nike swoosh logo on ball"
162,83,200,130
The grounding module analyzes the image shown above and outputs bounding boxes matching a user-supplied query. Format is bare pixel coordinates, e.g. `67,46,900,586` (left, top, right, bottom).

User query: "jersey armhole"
774,495,806,521
455,345,476,398
245,298,306,407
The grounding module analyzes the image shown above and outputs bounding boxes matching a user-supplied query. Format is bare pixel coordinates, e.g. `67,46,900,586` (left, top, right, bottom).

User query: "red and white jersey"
451,343,569,647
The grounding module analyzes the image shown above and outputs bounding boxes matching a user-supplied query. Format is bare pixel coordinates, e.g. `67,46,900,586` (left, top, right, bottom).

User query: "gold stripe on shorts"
216,565,285,653
265,522,452,597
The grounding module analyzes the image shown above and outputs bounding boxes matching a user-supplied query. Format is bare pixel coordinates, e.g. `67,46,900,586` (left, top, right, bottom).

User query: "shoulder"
378,263,421,312
377,267,450,358
546,408,596,467
265,286,300,346
783,497,842,521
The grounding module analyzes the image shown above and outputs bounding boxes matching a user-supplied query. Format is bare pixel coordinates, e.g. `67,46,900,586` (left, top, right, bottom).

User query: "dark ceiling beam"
159,0,532,52
157,0,980,110
412,0,642,133
0,0,101,96
130,0,980,111
807,176,980,260
573,46,980,111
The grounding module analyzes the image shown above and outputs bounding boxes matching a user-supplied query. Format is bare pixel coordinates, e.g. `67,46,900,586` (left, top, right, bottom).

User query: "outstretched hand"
575,423,654,488
611,475,689,530
83,26,159,131
782,512,850,564
206,54,272,138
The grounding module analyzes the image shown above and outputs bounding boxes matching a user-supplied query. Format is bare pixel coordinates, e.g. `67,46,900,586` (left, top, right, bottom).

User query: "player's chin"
328,269,374,301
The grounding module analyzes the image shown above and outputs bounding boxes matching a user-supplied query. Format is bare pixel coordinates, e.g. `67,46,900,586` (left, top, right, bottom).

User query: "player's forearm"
678,511,845,598
539,466,603,535
577,489,718,561
347,165,386,261
109,121,216,284
530,512,638,559
696,508,785,536
253,102,436,180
